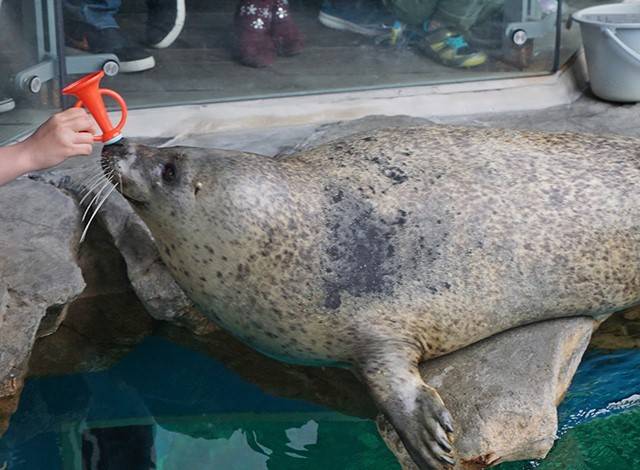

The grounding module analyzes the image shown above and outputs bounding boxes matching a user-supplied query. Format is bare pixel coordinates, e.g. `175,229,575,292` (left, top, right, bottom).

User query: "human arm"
0,108,97,186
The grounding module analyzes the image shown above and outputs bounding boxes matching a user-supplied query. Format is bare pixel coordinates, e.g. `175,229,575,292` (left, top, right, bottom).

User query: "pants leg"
63,0,122,29
382,0,438,27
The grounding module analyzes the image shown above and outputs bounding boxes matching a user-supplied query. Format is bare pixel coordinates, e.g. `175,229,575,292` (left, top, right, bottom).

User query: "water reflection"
2,336,640,469
0,336,398,470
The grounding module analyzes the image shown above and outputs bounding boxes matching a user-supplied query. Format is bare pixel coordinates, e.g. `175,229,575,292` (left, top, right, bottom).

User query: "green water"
498,406,640,470
1,338,639,469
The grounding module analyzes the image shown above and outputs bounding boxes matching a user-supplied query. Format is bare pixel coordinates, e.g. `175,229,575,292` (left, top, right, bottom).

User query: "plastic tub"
572,3,640,102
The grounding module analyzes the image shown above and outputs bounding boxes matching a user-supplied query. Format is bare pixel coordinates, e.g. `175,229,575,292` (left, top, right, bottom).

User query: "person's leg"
382,0,438,27
234,0,277,68
63,0,121,30
432,0,485,32
271,0,304,57
63,0,156,72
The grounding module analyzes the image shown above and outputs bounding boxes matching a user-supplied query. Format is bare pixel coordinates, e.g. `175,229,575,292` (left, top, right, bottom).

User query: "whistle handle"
74,88,128,143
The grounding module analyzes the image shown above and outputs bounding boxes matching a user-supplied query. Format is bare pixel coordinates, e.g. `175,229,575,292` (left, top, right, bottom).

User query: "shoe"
0,97,15,114
66,23,156,73
318,0,393,37
271,0,304,56
146,0,186,49
234,0,277,68
418,28,487,68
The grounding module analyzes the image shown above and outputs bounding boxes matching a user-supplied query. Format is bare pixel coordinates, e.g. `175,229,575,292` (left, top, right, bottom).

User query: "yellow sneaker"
419,28,487,68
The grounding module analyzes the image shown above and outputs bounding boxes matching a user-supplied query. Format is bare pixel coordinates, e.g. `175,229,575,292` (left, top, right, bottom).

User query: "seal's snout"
100,138,143,181
99,139,150,205
100,138,131,169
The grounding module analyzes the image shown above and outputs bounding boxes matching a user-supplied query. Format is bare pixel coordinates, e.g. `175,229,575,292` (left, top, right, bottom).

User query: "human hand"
20,108,98,172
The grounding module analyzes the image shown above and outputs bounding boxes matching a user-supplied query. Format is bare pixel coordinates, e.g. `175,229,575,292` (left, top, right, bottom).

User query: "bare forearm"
0,142,36,186
0,108,97,187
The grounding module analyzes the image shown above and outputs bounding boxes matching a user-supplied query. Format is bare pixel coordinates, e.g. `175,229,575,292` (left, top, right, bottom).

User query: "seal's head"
100,138,287,246
100,139,205,220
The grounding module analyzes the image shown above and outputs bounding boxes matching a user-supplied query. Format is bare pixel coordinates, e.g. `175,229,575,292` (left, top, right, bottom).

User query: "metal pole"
52,0,70,108
552,0,562,73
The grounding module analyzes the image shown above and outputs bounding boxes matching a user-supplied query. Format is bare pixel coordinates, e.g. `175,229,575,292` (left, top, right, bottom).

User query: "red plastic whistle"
62,71,127,145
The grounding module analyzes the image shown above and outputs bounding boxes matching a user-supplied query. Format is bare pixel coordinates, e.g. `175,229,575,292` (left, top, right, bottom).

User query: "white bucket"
572,3,640,102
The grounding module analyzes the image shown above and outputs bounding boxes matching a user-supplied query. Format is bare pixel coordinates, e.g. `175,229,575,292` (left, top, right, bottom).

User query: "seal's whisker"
79,170,108,195
79,172,112,203
82,178,113,221
79,179,106,208
80,182,118,243
80,169,111,203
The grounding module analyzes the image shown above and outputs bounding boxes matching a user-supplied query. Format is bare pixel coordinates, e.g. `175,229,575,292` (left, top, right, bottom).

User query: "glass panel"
59,0,565,110
0,0,63,145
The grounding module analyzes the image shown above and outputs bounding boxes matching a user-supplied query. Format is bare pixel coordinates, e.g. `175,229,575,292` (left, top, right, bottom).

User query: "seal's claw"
411,442,447,470
432,425,453,453
410,385,455,468
390,389,456,468
360,347,457,469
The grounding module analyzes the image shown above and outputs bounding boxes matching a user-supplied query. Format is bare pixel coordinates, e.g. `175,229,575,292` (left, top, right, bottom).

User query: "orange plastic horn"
62,71,128,145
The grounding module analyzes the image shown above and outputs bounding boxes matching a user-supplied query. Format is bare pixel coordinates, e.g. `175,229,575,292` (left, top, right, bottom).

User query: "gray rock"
434,95,640,138
378,317,596,469
0,178,85,433
40,159,212,334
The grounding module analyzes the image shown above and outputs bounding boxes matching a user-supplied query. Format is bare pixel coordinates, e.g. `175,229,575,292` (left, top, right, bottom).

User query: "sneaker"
0,97,15,114
418,28,487,68
318,0,393,37
146,0,186,49
66,23,156,73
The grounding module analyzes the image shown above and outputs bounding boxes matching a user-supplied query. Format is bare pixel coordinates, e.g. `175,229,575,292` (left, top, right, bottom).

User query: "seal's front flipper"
358,345,455,470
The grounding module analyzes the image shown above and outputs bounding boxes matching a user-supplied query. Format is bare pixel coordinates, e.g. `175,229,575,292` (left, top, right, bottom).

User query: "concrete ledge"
121,52,588,139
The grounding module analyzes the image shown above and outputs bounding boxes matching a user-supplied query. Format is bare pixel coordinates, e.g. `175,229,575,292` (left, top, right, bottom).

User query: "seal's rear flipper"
357,344,455,470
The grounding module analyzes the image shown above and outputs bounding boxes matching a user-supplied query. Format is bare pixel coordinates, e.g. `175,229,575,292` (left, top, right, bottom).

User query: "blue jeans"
63,0,122,30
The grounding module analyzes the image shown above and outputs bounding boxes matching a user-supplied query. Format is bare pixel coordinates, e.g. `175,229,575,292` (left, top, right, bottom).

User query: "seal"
101,125,640,469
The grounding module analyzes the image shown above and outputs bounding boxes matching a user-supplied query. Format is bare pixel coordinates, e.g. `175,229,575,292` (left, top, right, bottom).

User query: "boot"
234,0,276,67
271,0,304,56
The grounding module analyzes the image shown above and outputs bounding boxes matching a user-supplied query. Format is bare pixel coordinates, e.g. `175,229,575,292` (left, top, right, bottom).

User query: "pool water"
1,338,639,470
498,348,640,470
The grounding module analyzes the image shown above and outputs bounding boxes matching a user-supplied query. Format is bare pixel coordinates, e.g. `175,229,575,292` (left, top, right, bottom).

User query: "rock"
38,160,213,335
0,179,85,434
590,305,640,350
28,217,155,377
435,95,640,138
377,317,596,470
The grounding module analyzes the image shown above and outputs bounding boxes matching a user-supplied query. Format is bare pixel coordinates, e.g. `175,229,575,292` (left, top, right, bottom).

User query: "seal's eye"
162,163,177,183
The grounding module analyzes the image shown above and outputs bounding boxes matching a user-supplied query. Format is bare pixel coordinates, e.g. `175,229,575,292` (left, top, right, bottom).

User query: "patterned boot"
271,0,304,56
234,0,276,67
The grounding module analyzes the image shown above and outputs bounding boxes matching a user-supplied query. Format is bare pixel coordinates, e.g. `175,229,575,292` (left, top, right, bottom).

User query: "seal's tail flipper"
357,343,455,470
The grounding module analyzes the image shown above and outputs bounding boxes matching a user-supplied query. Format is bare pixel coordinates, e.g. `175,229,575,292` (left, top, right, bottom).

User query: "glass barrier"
0,0,64,144
0,0,620,145
90,0,566,108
